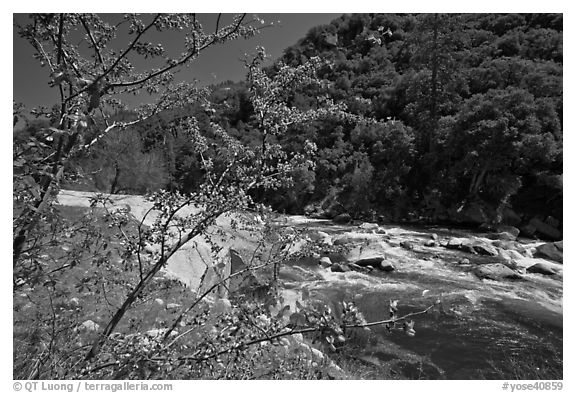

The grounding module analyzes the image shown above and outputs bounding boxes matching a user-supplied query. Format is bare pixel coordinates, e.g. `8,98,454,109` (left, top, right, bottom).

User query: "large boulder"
473,263,523,281
523,217,562,240
333,213,352,225
228,249,259,293
527,263,558,276
501,207,523,226
555,241,563,251
534,242,563,263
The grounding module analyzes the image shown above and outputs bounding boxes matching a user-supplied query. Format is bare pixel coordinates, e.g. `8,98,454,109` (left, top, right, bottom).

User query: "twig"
79,15,107,71
109,14,247,90
158,304,436,363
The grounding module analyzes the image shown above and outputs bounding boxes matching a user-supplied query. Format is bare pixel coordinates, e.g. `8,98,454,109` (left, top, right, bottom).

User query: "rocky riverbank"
271,215,562,378
56,191,563,379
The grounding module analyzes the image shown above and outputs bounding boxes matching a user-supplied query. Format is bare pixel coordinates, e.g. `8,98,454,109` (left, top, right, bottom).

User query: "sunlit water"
278,220,563,379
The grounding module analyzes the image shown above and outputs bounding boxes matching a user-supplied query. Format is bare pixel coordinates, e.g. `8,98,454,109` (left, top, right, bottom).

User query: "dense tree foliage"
20,13,562,227
245,13,563,225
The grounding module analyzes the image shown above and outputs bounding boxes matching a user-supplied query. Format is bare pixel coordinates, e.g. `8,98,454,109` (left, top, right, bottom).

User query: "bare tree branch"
108,14,246,90
79,15,107,71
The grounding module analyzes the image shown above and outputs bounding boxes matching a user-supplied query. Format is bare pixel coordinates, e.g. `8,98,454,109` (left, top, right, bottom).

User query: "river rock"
534,242,563,263
555,241,563,251
525,217,562,240
319,257,332,268
491,240,520,251
495,250,520,269
351,256,395,272
349,263,370,273
527,263,558,276
400,240,415,250
473,263,523,281
446,237,466,250
379,260,396,272
486,232,517,241
354,256,385,268
431,233,439,241
424,239,436,247
333,213,352,224
502,207,522,226
333,232,382,245
496,225,520,238
471,241,499,257
497,249,524,264
446,237,498,256
331,263,351,273
359,222,380,231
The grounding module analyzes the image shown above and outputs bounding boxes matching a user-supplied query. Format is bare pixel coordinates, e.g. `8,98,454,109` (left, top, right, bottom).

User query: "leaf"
289,312,307,327
275,304,291,319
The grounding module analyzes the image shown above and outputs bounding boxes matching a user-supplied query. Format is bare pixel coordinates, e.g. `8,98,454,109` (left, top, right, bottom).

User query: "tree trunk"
469,165,489,198
110,161,121,194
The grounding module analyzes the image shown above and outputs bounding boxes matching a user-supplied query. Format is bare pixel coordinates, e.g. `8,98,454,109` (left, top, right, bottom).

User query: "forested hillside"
54,13,562,236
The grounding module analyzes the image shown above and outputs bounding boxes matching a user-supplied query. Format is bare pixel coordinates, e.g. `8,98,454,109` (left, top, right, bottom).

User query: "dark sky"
13,13,342,110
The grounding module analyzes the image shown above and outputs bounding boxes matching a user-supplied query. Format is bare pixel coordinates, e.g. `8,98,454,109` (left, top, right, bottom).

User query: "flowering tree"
14,14,432,379
14,13,270,266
